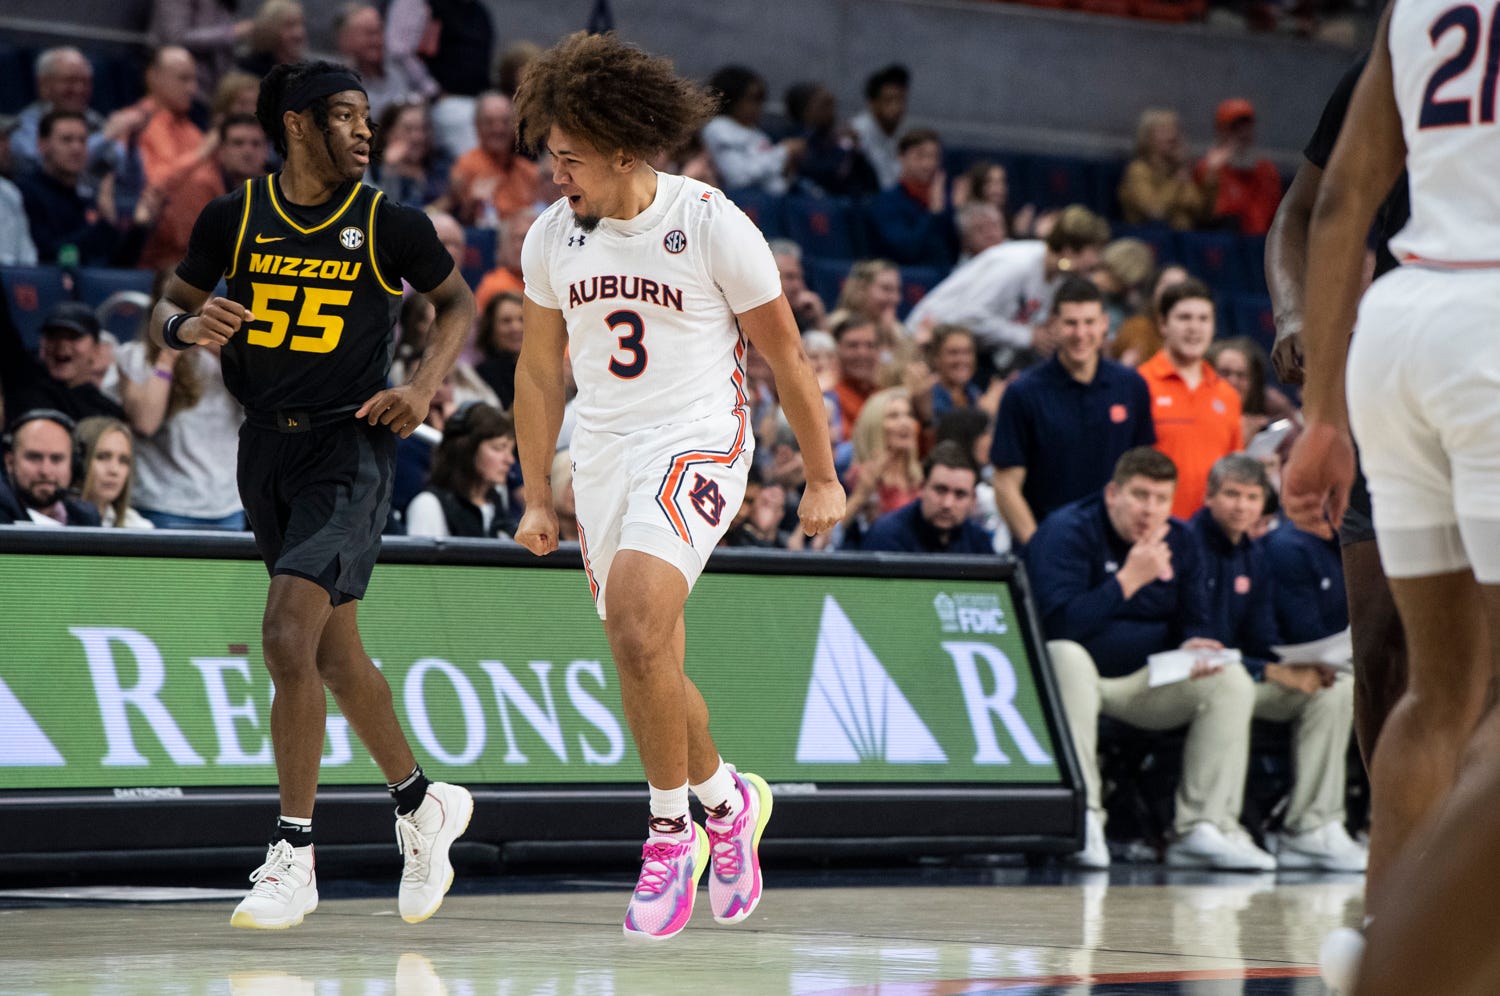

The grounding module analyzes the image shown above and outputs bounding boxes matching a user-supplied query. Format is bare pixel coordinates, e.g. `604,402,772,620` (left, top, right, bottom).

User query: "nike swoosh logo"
254,235,286,244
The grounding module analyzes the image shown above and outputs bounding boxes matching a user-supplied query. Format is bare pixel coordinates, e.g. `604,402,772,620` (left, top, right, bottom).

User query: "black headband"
282,68,366,116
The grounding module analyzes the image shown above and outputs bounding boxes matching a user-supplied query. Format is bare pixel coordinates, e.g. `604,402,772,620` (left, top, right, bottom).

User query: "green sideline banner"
0,554,1061,790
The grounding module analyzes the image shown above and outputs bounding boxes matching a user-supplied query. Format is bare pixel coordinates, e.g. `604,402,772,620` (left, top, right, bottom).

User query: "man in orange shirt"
1194,99,1284,236
447,92,538,226
473,207,534,313
133,46,207,189
139,114,267,271
1138,278,1242,518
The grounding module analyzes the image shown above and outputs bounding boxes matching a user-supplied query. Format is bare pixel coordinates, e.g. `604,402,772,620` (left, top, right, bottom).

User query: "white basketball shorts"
1347,264,1500,581
569,410,752,617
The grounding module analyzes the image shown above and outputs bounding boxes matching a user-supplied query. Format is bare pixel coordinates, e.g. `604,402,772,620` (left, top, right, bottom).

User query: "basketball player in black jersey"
149,61,477,929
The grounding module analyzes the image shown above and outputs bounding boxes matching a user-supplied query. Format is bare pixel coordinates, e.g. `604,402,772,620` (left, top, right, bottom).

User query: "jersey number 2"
245,282,351,354
606,309,647,379
1419,6,1500,128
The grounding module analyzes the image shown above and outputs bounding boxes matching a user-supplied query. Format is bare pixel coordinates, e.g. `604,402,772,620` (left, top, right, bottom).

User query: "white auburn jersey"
521,172,782,435
1389,0,1500,264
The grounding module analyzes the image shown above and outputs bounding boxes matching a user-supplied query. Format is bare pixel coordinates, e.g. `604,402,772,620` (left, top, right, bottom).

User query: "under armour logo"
688,473,727,526
569,235,586,247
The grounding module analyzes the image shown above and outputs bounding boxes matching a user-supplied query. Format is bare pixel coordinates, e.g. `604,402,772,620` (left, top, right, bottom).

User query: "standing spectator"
448,93,539,226
702,65,804,195
857,440,992,553
405,402,517,539
369,100,448,208
75,415,155,529
1108,263,1188,367
1195,98,1284,236
116,317,244,530
140,112,267,272
906,205,1110,364
1189,455,1363,871
0,118,38,265
842,386,923,525
830,312,881,442
848,64,909,191
866,128,956,268
334,4,427,121
1029,447,1270,871
473,208,535,314
1208,336,1299,443
150,0,252,96
770,239,828,333
782,81,877,198
474,291,524,409
1118,108,1210,231
129,46,205,193
0,301,128,427
1138,279,1243,518
237,0,307,78
0,409,100,527
990,278,1155,547
18,111,159,267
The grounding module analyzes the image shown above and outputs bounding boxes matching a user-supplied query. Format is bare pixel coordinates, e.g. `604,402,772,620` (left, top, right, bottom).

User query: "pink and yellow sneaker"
622,823,709,941
705,769,773,925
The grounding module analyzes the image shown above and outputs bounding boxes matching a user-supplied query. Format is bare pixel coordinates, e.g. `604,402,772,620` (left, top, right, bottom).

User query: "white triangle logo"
796,596,947,763
0,676,65,766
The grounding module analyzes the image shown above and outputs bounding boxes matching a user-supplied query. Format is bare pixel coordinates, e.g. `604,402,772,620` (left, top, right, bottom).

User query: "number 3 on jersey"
606,309,647,379
245,282,351,354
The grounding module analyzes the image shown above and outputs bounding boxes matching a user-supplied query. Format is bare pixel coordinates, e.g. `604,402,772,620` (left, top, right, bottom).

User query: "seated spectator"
1265,514,1347,646
1094,237,1156,339
990,278,1155,548
151,0,252,105
210,72,262,123
9,47,129,181
0,128,38,264
116,321,244,530
129,47,205,192
1118,108,1210,231
369,100,448,208
906,205,1110,368
447,93,539,226
829,312,881,442
18,111,159,267
835,259,910,364
237,0,307,79
651,133,720,190
848,64,909,191
551,448,579,543
842,386,922,524
1195,99,1284,236
140,112,268,272
857,440,992,553
725,478,789,548
391,292,498,409
770,239,828,333
866,128,956,268
474,208,535,315
493,41,541,99
954,202,1005,264
802,329,839,395
0,409,100,526
1028,447,1269,871
1208,337,1300,443
782,81,878,198
405,402,518,539
0,301,128,427
918,324,984,427
1138,279,1243,519
474,291,524,410
935,407,1009,553
1108,263,1188,367
334,3,432,121
953,159,1036,242
74,415,154,529
1188,455,1363,870
703,65,804,195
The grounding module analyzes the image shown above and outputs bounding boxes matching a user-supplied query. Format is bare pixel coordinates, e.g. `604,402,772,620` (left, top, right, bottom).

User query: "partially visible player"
1282,1,1500,990
151,60,476,929
510,32,844,940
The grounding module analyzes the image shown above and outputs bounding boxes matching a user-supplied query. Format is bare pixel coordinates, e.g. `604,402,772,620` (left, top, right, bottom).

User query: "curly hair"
513,32,717,159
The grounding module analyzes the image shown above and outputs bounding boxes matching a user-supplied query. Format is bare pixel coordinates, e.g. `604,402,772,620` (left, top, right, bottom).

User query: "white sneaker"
1224,823,1279,872
1276,822,1368,873
396,782,474,923
1319,925,1365,994
1066,810,1110,869
230,840,317,929
1166,822,1275,872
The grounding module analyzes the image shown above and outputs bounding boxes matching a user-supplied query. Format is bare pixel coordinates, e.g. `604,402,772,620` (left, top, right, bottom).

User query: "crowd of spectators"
0,10,1364,872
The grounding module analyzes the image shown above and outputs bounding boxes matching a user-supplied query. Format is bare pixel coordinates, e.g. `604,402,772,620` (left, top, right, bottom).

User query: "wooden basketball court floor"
0,865,1363,995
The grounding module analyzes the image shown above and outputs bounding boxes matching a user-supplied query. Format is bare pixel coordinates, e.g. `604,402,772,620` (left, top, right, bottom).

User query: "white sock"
691,759,743,823
647,782,692,840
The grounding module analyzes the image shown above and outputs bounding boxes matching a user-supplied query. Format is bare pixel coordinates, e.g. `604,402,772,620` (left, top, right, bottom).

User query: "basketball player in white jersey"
509,32,844,941
1284,1,1500,989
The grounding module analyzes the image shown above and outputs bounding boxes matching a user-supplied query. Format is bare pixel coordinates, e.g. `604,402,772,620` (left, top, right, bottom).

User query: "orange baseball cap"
1215,98,1255,128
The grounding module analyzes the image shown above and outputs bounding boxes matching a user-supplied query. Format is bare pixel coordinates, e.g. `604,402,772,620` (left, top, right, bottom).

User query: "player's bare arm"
512,298,570,556
1264,160,1324,385
357,267,475,438
150,273,253,350
737,294,845,535
1283,3,1404,536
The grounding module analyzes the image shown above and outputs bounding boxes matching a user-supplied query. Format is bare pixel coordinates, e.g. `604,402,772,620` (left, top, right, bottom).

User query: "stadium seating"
1,266,69,353
782,194,864,260
461,227,496,289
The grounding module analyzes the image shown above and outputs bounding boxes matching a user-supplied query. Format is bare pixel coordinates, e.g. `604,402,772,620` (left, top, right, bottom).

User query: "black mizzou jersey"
178,174,451,415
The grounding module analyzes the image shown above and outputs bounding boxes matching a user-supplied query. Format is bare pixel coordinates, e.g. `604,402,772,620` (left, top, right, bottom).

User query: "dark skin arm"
1263,158,1324,385
1282,2,1404,537
356,267,475,436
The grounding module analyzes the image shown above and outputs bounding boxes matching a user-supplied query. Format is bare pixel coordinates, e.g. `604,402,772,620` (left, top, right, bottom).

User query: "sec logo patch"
340,226,365,250
664,229,687,254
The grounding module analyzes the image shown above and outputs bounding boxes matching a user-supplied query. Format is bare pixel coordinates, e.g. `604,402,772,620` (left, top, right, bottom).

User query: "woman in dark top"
405,402,517,539
474,291,524,409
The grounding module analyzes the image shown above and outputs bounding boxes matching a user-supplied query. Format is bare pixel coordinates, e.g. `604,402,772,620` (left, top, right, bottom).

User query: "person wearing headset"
0,408,101,526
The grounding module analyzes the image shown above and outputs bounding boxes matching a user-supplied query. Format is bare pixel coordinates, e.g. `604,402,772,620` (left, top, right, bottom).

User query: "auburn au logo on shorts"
688,472,726,525
339,226,365,250
663,229,687,254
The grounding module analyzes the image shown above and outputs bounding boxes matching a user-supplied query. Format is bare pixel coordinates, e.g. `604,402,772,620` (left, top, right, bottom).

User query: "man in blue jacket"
1190,454,1363,872
859,441,993,554
1027,447,1268,871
